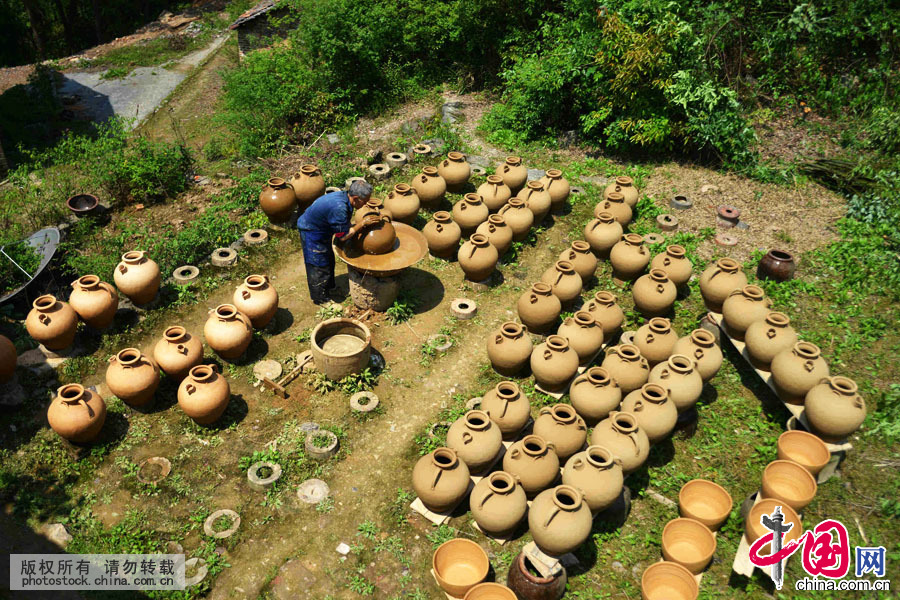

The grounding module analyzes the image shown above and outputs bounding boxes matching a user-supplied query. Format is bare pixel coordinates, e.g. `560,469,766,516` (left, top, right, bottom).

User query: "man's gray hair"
348,180,373,199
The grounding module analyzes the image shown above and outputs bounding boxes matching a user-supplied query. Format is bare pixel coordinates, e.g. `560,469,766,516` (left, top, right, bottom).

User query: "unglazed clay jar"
259,177,296,223
605,175,639,207
570,367,622,425
486,321,532,376
584,291,624,336
557,312,604,364
534,404,587,460
233,274,279,328
634,317,678,366
411,166,446,207
672,329,722,382
610,234,649,281
679,479,733,531
517,282,561,334
470,471,527,535
600,344,650,394
482,381,531,439
633,269,677,316
412,447,471,512
178,364,230,425
26,295,77,351
69,275,118,330
562,445,624,512
423,211,462,258
0,335,16,384
289,164,326,213
475,214,513,255
446,410,503,474
771,342,830,403
114,251,160,306
559,241,597,281
384,183,420,224
746,499,802,555
540,260,582,305
453,193,489,235
641,561,698,600
760,459,817,512
649,354,703,413
621,383,677,443
804,376,866,442
477,175,512,212
106,348,159,408
438,151,471,192
590,411,650,474
531,335,579,392
517,181,551,224
498,156,528,194
498,198,534,242
540,169,570,212
153,325,203,380
459,234,499,282
204,304,253,360
48,383,106,443
722,285,772,338
744,311,798,370
777,431,830,476
650,245,693,287
594,191,632,226
506,551,567,600
698,258,747,312
528,485,592,556
502,435,560,496
584,212,623,256
661,518,716,574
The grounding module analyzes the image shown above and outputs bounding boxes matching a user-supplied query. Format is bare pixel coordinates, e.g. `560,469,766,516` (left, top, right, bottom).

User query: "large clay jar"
482,381,531,439
557,311,604,364
384,183,420,224
517,181,551,224
634,318,678,366
610,234,649,281
746,499,802,556
289,164,326,213
760,459,817,512
584,291,624,336
650,245,693,287
722,285,772,338
115,251,161,306
459,233,499,282
507,551,567,600
633,269,677,316
177,364,230,425
534,404,587,460
69,275,118,330
570,367,621,425
358,212,397,255
48,383,106,443
486,321,532,376
233,274,279,329
447,410,503,474
498,198,534,242
540,260,582,305
0,335,16,384
412,447,471,512
562,445,624,512
672,329,722,382
528,485,592,556
438,151,471,192
517,282,561,334
540,169,570,213
649,354,703,413
106,348,160,408
204,304,253,360
477,175,512,212
605,175,639,208
502,435,560,495
259,177,296,223
805,376,866,442
498,156,528,194
424,211,462,258
698,258,747,312
584,212,622,256
531,335,579,392
475,214,513,255
601,344,649,394
470,471,527,535
153,325,203,380
744,311,798,370
559,241,597,281
621,383,677,443
641,562,698,600
757,249,797,282
771,342,830,404
590,411,650,474
26,295,77,351
594,191,632,226
453,193,489,236
411,166,446,207
354,198,386,222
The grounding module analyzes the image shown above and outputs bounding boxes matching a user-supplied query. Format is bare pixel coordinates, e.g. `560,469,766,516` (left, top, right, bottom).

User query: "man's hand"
360,213,382,228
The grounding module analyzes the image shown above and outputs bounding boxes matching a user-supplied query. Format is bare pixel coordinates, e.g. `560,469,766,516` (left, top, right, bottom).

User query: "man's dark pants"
299,231,335,304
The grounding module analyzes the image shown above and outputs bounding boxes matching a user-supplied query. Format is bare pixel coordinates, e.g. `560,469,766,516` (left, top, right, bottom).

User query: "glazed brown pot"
584,291,624,336
671,329,723,382
477,175,512,212
540,260,582,305
502,435,560,496
757,249,797,282
594,191,632,226
534,404,587,460
447,410,503,474
590,411,650,474
106,348,160,408
411,166,447,207
770,342,830,404
760,459,817,512
562,445,624,513
559,240,597,281
423,211,462,258
177,364,230,425
233,274,279,329
69,275,118,330
641,561,698,600
506,551,567,600
486,321,532,376
517,181,551,224
517,282,561,334
432,538,488,598
470,471,527,535
153,325,203,380
610,234,649,281
498,198,534,241
605,175,639,207
482,381,532,439
679,479,733,531
530,335,579,392
384,183,420,224
698,258,747,312
114,251,160,306
621,383,677,443
453,193,489,235
650,244,693,287
540,169,570,212
584,212,623,256
777,431,830,476
648,354,703,413
744,311,798,370
48,383,106,443
498,156,528,194
0,334,16,384
465,583,517,600
633,269,677,316
204,304,253,360
634,317,678,366
354,198,385,222
528,485,592,556
438,151,471,192
459,233,499,282
557,311,604,364
259,177,296,223
804,376,866,441
289,164,326,213
358,212,397,255
661,518,716,574
600,344,649,394
476,214,513,255
746,499,802,555
722,285,772,338
26,295,77,351
413,447,471,512
570,367,622,425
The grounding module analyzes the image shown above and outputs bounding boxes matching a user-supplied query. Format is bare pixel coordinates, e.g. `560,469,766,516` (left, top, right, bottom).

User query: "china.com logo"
749,505,890,592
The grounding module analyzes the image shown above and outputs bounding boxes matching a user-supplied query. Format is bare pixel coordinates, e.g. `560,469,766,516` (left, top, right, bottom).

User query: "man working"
297,180,379,304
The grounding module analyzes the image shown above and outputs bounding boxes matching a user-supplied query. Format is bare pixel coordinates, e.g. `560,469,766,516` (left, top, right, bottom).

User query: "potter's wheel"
334,223,428,277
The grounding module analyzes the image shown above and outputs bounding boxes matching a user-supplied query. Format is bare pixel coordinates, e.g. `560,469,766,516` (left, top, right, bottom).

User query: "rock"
580,175,609,186
336,543,350,555
40,523,72,549
701,184,720,194
422,138,446,156
326,133,340,145
527,168,546,182
466,154,488,168
441,101,464,124
365,149,383,165
611,561,626,575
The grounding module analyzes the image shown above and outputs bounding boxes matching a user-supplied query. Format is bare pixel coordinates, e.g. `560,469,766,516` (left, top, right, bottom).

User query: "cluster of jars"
258,164,328,223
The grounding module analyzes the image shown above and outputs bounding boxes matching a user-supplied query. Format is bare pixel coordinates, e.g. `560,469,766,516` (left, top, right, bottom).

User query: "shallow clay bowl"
746,498,803,554
433,538,489,598
777,430,830,476
641,561,699,600
661,518,716,574
464,582,517,599
760,459,817,512
678,479,732,531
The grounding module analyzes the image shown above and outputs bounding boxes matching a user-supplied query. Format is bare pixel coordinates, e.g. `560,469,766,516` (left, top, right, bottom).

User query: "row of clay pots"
259,165,327,223
582,176,639,255
432,538,526,599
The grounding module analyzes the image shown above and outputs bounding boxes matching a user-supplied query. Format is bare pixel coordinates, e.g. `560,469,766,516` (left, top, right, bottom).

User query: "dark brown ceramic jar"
757,249,797,282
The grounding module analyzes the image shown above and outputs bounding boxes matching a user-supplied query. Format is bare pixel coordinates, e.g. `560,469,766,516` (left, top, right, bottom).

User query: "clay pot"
661,518,716,574
355,198,385,222
761,459,817,512
590,411,650,474
528,485,592,555
744,311,798,370
423,211,461,258
534,404,587,460
204,304,253,360
649,354,703,413
634,318,678,366
359,213,397,255
746,499,802,555
641,561,698,600
459,234,499,282
106,348,160,408
679,479,733,531
411,166,446,207
413,447,471,512
777,431,830,476
620,383,677,443
722,285,772,338
498,156,528,194
233,275,279,329
69,275,118,330
698,258,747,311
610,234,649,281
804,376,866,442
770,342,829,403
153,325,203,380
384,183,420,224
0,335,16,384
541,260,582,305
486,321,532,376
26,295,77,351
557,311,604,364
584,291,624,336
498,198,534,242
540,169,570,212
259,177,296,223
517,181,551,224
584,212,623,256
605,175,639,207
483,381,531,439
600,344,649,394
633,269,677,316
465,583,517,600
438,151,471,192
476,214,513,255
530,335,579,392
114,251,161,306
570,367,622,425
48,383,106,443
517,283,561,334
177,364,230,425
506,551,567,600
562,445,624,512
477,175,512,212
470,471,527,535
502,435,560,495
757,249,797,282
650,245,693,287
559,241,597,281
671,329,722,382
454,193,490,235
594,191,632,226
447,410,503,474
289,165,326,213
433,539,489,598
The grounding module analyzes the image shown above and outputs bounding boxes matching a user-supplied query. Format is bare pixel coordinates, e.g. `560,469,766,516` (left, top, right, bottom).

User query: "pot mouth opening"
586,445,613,467
267,177,286,186
595,291,616,304
245,275,266,289
77,274,100,288
497,382,519,399
649,318,671,333
624,233,643,244
34,295,56,310
649,269,669,282
619,344,640,359
488,214,505,225
248,230,262,239
766,311,789,326
572,240,590,252
422,166,438,175
613,414,637,432
691,329,714,346
667,244,686,258
769,249,793,261
486,174,503,184
164,326,187,341
433,211,452,222
465,410,490,430
501,322,522,337
553,486,580,508
447,151,464,160
122,250,144,263
464,193,482,204
717,257,739,272
59,384,85,400
300,164,319,175
556,260,574,273
643,383,667,400
607,191,625,202
507,197,525,208
552,405,576,423
596,210,615,222
190,365,214,382
216,304,237,319
413,144,429,152
470,234,489,246
743,285,765,299
795,341,820,358
117,348,141,365
432,447,457,467
616,175,633,186
574,311,594,326
505,156,521,166
489,472,513,492
587,367,610,385
527,181,543,191
832,376,857,394
522,436,545,455
669,354,693,372
532,282,552,295
393,183,411,193
547,335,568,351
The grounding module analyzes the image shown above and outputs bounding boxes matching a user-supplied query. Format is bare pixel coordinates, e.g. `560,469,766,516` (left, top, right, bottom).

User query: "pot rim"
618,344,641,360
550,404,576,424
546,168,563,178
33,294,57,311
75,274,101,289
571,240,590,252
393,183,411,193
469,233,490,247
189,364,215,383
267,176,286,187
668,354,695,374
716,257,740,272
615,175,634,186
447,151,465,161
507,197,526,208
596,211,616,223
488,214,505,225
594,291,616,305
215,304,239,319
585,366,611,386
767,249,794,261
690,329,715,347
58,383,86,403
611,411,638,433
531,282,553,295
829,376,858,395
422,166,439,176
299,164,319,175
487,471,516,494
164,325,187,342
116,347,142,366
505,156,522,166
432,447,459,469
573,311,595,326
526,181,543,191
642,383,668,402
463,193,483,205
552,485,584,511
521,435,547,456
794,341,821,359
556,260,575,274
433,210,452,223
648,317,671,334
741,284,765,300
464,410,491,431
623,233,643,245
585,445,614,468
485,174,503,184
666,244,686,258
245,274,267,289
546,335,569,351
496,381,519,399
649,268,670,282
500,322,523,338
765,311,790,326
121,250,146,264
607,191,625,202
